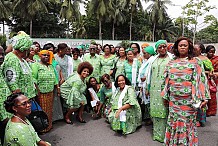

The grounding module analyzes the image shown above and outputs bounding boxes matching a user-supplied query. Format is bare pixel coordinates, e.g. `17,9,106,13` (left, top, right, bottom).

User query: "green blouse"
31,62,57,93
100,55,116,76
2,52,36,99
73,59,81,72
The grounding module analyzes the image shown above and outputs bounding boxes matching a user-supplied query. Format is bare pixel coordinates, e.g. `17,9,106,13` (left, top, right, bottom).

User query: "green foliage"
119,40,131,48
0,34,6,47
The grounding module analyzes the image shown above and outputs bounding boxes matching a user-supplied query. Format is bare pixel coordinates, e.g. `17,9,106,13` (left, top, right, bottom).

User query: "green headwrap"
155,40,167,49
12,31,33,52
77,45,82,49
125,48,134,53
144,46,156,55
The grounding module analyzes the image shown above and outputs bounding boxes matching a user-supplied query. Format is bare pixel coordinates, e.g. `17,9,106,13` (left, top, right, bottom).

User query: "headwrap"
77,45,82,49
141,43,149,50
155,40,167,50
167,43,174,51
125,48,134,53
11,31,33,52
39,50,54,65
144,46,156,55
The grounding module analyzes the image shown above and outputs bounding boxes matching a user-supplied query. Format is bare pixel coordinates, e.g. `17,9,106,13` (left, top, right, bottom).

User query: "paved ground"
40,112,218,146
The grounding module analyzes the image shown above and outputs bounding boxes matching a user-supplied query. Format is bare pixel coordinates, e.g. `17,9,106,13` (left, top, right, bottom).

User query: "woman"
54,43,73,82
33,41,41,62
146,40,173,142
123,48,141,88
61,62,93,124
100,74,116,117
31,50,58,133
130,43,143,63
161,37,209,146
26,45,36,64
108,75,142,135
72,48,82,72
205,45,218,116
4,93,50,146
87,77,102,118
194,43,213,127
100,44,116,77
2,31,36,99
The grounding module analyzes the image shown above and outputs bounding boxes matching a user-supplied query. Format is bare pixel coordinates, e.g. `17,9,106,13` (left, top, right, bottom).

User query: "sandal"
65,118,73,125
76,115,86,123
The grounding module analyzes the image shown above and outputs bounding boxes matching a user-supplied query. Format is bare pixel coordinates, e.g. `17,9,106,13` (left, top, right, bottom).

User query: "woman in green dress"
4,93,50,146
113,47,126,79
61,62,93,124
146,40,173,142
72,48,82,72
100,44,116,77
108,74,142,135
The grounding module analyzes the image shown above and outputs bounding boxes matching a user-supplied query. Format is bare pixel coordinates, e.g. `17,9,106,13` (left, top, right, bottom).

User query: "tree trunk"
152,23,156,42
112,21,115,40
3,21,5,35
30,20,32,37
129,13,132,41
99,20,102,40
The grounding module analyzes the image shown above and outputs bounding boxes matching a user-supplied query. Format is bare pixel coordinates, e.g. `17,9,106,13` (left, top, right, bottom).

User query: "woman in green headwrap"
146,40,173,143
2,31,36,99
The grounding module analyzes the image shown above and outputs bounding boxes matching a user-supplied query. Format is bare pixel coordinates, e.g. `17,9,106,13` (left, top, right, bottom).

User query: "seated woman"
4,92,50,146
108,75,142,135
87,77,102,118
61,62,93,124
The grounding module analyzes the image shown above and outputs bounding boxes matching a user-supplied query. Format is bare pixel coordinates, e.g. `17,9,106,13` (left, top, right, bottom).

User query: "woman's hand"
38,140,51,146
200,100,208,109
115,108,122,118
141,77,146,82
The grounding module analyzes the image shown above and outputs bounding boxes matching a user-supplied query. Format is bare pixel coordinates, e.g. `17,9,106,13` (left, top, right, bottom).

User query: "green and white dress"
2,52,36,99
60,73,87,109
114,58,126,79
108,86,142,135
100,55,116,76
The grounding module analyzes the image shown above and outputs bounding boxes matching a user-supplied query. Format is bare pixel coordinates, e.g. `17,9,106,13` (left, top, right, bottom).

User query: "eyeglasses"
41,54,50,57
16,99,32,107
158,45,167,49
90,48,96,50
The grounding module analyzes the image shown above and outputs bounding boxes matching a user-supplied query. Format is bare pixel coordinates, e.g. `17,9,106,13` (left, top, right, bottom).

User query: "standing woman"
123,48,141,87
72,48,82,73
194,43,213,127
31,50,58,133
205,45,218,116
146,40,173,143
161,37,209,146
61,62,93,124
100,44,116,77
130,43,143,63
113,46,126,79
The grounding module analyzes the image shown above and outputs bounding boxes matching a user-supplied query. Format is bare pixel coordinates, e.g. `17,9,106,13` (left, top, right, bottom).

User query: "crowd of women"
0,31,217,146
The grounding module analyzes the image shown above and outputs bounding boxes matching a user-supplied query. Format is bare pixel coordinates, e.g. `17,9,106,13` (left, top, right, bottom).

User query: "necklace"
156,57,167,77
13,115,29,125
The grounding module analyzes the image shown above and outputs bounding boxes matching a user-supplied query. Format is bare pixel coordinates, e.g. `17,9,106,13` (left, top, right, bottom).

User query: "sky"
80,0,218,31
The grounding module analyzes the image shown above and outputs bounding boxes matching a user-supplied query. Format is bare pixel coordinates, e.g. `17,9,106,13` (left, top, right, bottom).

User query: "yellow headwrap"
39,50,54,65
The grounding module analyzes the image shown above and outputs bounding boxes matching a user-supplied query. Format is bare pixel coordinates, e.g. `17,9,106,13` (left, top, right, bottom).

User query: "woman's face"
119,47,125,57
117,76,126,90
157,44,167,56
127,51,134,61
29,48,35,56
73,52,79,60
13,95,32,116
90,78,97,86
104,47,111,55
131,44,138,55
48,47,54,52
40,52,50,64
142,50,151,60
178,40,189,57
103,77,111,87
35,44,40,53
207,48,215,59
193,44,201,56
81,68,90,78
59,47,67,56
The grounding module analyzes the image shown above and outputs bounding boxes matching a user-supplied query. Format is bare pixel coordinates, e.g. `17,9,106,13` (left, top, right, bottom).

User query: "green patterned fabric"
0,70,12,121
31,62,57,93
11,32,32,52
152,117,167,142
124,60,141,83
83,53,101,81
108,87,142,134
202,59,214,71
2,52,36,99
60,73,87,109
73,59,81,72
99,55,116,76
115,58,126,79
4,119,41,146
100,85,113,107
33,55,40,62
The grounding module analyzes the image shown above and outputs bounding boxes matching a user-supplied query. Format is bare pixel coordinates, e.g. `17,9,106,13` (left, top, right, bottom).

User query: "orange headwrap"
167,43,174,51
141,43,150,50
39,50,54,65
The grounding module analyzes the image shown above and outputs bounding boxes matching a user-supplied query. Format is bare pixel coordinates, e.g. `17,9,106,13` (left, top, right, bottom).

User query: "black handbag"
27,99,49,132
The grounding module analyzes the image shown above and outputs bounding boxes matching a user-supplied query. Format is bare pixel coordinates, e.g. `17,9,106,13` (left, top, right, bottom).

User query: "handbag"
27,99,49,132
208,78,217,93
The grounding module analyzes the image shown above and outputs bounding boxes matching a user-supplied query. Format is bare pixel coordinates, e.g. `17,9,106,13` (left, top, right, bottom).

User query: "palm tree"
89,0,110,40
107,0,126,40
145,0,172,41
74,15,87,38
13,0,52,37
0,0,12,34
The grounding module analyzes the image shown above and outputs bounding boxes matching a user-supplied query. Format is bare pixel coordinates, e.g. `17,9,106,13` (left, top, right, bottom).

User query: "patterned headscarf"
167,43,174,51
155,40,167,50
39,50,54,65
125,48,134,53
11,31,33,52
144,46,156,55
